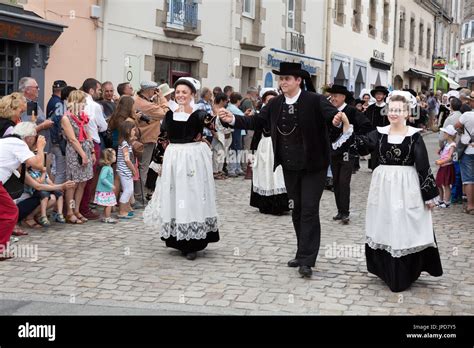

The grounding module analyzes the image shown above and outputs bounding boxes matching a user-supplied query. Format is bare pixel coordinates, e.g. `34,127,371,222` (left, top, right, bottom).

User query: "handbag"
3,163,26,199
456,127,473,161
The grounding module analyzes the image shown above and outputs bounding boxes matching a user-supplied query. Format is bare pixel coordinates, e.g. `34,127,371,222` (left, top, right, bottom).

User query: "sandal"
13,225,28,236
66,214,83,224
36,215,51,228
464,208,474,215
75,213,88,223
117,214,132,219
54,213,66,224
21,219,42,229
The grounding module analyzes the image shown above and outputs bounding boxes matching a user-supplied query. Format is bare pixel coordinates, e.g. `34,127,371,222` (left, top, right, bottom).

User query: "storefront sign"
0,20,61,46
267,54,317,75
373,50,385,60
433,58,447,69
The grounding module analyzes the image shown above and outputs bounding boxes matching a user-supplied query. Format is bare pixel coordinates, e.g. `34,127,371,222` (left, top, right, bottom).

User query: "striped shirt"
117,141,132,178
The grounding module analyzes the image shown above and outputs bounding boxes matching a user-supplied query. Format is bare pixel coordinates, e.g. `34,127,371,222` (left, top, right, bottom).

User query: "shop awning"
0,3,66,46
369,57,391,71
405,68,435,79
437,73,460,89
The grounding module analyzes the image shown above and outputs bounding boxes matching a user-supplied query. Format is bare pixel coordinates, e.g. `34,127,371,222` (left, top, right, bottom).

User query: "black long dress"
355,127,443,292
249,128,290,215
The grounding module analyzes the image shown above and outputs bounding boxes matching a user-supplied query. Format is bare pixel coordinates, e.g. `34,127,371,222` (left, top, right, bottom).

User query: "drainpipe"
100,0,108,81
324,0,331,86
392,0,398,88
230,0,235,79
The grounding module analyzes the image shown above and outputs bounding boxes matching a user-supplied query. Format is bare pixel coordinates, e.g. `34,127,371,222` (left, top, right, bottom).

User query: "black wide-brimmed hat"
370,86,389,97
327,84,353,101
272,62,310,79
403,88,417,98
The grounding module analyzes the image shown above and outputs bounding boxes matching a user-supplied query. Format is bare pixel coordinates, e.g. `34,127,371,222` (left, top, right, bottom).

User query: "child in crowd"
26,166,65,227
94,148,118,223
435,125,457,208
117,122,138,219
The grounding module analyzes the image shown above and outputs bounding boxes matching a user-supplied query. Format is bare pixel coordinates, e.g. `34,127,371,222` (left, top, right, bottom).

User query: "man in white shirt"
455,111,474,213
79,78,107,220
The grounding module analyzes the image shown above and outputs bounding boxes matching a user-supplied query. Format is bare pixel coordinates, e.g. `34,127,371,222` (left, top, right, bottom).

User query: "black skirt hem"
161,230,220,254
365,243,443,292
250,189,289,215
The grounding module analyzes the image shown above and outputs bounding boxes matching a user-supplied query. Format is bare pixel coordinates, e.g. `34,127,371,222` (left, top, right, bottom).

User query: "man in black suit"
327,85,372,224
218,62,343,278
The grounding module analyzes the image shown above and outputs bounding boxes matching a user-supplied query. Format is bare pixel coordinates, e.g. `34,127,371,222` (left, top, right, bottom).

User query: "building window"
0,40,19,97
471,20,474,39
419,22,424,56
335,0,344,24
243,0,255,19
427,27,431,59
167,0,198,29
155,58,192,85
382,0,389,42
353,0,362,32
399,11,405,48
461,51,464,70
368,0,376,36
467,49,471,70
409,17,415,52
462,23,469,40
287,0,295,30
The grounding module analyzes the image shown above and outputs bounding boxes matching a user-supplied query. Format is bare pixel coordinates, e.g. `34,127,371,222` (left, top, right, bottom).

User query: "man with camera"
133,81,169,206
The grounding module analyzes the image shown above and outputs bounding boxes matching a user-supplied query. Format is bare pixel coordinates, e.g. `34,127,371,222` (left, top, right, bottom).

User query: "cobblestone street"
0,133,472,315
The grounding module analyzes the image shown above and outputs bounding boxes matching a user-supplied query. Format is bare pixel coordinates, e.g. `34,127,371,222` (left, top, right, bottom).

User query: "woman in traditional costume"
249,90,289,215
334,90,443,292
143,77,219,260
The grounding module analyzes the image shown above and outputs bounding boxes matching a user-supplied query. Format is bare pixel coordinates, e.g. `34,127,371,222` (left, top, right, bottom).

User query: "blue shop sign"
267,54,317,75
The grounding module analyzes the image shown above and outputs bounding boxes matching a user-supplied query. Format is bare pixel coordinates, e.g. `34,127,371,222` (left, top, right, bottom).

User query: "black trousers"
282,168,326,267
330,155,355,216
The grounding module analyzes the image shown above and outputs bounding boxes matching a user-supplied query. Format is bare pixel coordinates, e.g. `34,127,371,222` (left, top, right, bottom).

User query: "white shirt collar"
337,103,347,112
376,101,386,107
285,89,302,105
377,125,422,136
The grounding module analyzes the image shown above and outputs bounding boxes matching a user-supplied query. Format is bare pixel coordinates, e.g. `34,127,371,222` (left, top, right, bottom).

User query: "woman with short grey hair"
0,122,46,260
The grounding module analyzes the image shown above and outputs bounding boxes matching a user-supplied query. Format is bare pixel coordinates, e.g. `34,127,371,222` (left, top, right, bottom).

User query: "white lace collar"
376,125,422,137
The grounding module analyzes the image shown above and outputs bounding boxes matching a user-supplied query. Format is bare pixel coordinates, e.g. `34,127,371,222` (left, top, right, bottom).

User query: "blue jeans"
451,161,463,202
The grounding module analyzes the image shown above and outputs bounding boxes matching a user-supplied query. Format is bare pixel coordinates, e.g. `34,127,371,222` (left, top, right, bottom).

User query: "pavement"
0,132,472,315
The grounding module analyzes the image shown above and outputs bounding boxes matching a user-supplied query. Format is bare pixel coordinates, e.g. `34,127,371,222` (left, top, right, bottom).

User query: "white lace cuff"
425,197,439,205
332,125,354,150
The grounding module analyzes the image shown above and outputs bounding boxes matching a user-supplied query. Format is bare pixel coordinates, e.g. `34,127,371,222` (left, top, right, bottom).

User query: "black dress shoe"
333,213,343,220
287,259,299,267
186,252,197,260
298,265,312,278
341,214,350,224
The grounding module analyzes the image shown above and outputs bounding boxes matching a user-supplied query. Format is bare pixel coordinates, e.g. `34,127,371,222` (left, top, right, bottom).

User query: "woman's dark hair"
213,86,223,95
450,97,462,111
262,90,278,104
214,92,228,104
119,120,135,144
229,92,242,104
61,86,77,101
109,96,135,130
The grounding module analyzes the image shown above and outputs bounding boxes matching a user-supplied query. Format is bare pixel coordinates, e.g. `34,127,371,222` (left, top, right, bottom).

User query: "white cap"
440,124,457,136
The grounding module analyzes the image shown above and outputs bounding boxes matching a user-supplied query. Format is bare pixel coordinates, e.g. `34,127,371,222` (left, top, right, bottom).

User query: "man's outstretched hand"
218,108,234,124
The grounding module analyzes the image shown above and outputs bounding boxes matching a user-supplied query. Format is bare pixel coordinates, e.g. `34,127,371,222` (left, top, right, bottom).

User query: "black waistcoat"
276,102,306,170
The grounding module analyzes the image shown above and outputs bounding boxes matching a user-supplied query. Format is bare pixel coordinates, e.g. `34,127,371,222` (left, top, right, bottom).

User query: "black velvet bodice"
164,109,209,144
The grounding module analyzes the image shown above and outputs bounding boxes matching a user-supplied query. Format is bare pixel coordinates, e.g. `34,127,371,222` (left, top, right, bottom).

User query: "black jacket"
331,104,372,157
229,90,341,172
